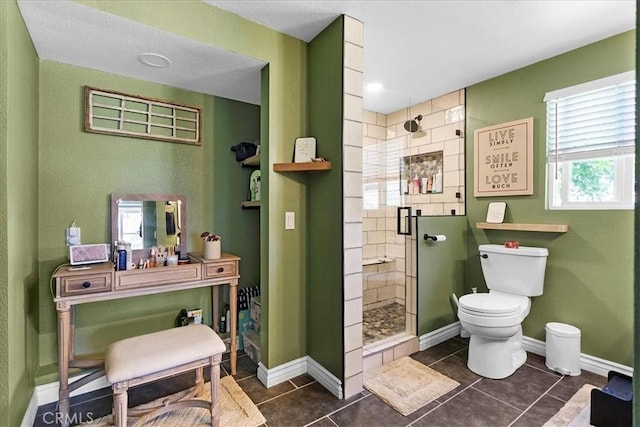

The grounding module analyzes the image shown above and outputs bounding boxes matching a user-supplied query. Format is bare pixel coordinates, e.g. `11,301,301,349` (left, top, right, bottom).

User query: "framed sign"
474,117,533,197
486,202,507,223
293,137,316,163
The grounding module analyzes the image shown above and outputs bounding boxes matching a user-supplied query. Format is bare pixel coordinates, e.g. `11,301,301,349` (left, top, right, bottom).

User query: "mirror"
111,193,187,262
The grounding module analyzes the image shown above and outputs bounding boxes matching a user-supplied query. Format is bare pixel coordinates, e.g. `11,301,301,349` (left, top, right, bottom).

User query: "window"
545,71,635,210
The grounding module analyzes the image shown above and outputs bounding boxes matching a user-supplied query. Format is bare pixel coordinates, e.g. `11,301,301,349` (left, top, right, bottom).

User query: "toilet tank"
479,244,549,296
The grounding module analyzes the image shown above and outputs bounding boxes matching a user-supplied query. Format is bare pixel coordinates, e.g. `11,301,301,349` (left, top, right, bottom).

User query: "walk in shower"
361,90,466,346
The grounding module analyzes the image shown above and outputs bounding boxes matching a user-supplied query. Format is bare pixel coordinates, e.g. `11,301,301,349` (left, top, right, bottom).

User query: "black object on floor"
590,370,632,426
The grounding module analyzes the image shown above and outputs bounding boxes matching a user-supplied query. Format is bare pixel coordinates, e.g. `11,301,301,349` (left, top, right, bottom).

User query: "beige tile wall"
361,89,466,324
342,16,365,400
342,15,466,397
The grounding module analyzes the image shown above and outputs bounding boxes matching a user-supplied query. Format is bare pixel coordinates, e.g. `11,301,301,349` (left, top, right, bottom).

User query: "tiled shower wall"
388,90,466,216
362,111,405,311
362,89,466,311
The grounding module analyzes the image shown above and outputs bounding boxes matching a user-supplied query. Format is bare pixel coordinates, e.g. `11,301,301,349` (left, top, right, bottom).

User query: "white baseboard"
522,336,634,378
20,390,39,427
307,356,343,399
257,356,307,388
257,355,343,399
419,321,462,351
21,373,111,427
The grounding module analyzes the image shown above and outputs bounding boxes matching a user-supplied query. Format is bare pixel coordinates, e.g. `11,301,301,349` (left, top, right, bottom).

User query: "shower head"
403,115,423,133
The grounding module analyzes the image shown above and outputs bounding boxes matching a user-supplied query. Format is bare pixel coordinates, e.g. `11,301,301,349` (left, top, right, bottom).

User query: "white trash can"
545,322,581,376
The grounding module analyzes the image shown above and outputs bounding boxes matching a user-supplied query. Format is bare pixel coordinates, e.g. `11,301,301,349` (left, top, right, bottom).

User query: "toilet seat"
458,293,527,317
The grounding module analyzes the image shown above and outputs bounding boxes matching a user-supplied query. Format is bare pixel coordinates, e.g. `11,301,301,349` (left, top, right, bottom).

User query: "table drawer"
60,273,112,297
202,261,237,280
115,263,202,290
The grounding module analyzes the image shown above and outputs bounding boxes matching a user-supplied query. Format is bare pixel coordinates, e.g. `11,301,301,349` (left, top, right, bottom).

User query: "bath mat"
543,384,596,427
85,375,266,427
364,356,460,416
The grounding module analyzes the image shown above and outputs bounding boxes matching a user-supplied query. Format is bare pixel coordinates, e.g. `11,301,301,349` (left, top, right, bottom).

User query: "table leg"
212,286,220,333
56,301,72,427
229,280,237,375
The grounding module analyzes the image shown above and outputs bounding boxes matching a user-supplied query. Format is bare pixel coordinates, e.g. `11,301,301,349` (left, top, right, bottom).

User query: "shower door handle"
397,206,412,235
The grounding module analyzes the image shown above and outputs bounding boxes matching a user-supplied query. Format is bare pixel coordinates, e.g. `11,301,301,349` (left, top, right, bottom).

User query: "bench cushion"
105,325,226,384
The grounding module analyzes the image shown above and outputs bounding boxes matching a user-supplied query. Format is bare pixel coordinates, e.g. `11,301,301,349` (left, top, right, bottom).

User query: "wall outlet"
66,226,81,246
285,212,295,230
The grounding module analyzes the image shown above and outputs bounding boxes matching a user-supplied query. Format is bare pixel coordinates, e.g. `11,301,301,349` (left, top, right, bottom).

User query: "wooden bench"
105,325,226,427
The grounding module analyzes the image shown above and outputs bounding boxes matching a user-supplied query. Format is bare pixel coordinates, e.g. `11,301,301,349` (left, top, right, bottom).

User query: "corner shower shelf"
273,161,332,172
476,222,568,233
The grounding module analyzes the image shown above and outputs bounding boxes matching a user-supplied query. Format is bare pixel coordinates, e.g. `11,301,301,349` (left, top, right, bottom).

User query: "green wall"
307,17,345,379
37,61,218,373
73,1,309,369
211,97,261,288
1,1,40,424
28,0,308,380
465,31,635,365
417,216,468,335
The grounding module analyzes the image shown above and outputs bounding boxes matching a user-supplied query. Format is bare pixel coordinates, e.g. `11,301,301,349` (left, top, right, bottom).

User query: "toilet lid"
459,293,523,315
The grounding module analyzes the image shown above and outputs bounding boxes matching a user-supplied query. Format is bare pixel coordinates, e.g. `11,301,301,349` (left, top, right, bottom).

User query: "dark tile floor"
34,337,606,426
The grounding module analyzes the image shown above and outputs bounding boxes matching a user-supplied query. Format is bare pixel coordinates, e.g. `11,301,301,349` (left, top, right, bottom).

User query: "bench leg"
195,366,204,397
210,354,222,427
112,381,129,427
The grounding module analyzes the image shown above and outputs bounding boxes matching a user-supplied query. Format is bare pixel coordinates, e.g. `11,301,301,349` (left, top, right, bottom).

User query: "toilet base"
467,328,526,379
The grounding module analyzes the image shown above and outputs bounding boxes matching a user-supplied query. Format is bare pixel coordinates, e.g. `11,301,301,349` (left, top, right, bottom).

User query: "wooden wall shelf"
476,222,569,233
241,200,260,209
273,161,332,172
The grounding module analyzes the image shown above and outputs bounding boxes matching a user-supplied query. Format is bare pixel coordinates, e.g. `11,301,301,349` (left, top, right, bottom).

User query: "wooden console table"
52,253,240,426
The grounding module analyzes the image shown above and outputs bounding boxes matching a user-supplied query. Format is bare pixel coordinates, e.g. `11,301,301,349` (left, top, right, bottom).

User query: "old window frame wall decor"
84,86,201,145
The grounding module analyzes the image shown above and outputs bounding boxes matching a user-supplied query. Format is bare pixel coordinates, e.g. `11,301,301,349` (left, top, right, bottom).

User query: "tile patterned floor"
34,336,607,426
362,302,406,345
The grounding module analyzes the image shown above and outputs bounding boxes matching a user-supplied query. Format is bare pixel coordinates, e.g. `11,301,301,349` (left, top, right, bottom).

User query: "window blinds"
545,71,635,161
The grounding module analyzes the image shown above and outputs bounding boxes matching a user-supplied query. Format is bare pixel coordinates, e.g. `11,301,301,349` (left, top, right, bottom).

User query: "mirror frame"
111,193,187,263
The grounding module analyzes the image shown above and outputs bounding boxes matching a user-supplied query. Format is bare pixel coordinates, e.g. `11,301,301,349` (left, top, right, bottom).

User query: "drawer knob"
82,281,91,288
217,267,224,273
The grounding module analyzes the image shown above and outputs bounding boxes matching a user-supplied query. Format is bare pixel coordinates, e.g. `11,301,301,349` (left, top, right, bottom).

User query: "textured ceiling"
17,0,266,105
17,0,636,114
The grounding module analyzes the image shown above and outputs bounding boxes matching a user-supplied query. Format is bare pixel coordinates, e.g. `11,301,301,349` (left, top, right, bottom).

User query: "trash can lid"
546,322,581,337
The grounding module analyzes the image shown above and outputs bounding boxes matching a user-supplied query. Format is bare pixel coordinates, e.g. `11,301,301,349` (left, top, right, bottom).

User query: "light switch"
285,212,295,230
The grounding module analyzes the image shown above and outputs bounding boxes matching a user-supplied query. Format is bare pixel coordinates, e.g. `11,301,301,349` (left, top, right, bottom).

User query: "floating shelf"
476,222,568,233
273,161,332,172
241,200,260,209
241,154,260,167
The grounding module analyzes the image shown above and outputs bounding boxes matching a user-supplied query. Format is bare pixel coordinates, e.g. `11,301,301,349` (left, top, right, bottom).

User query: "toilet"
458,244,548,379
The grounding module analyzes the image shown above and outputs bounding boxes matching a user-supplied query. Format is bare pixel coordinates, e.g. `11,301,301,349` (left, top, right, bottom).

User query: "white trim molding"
257,356,343,399
257,357,307,388
419,321,462,351
522,336,633,378
307,356,343,399
21,374,111,427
